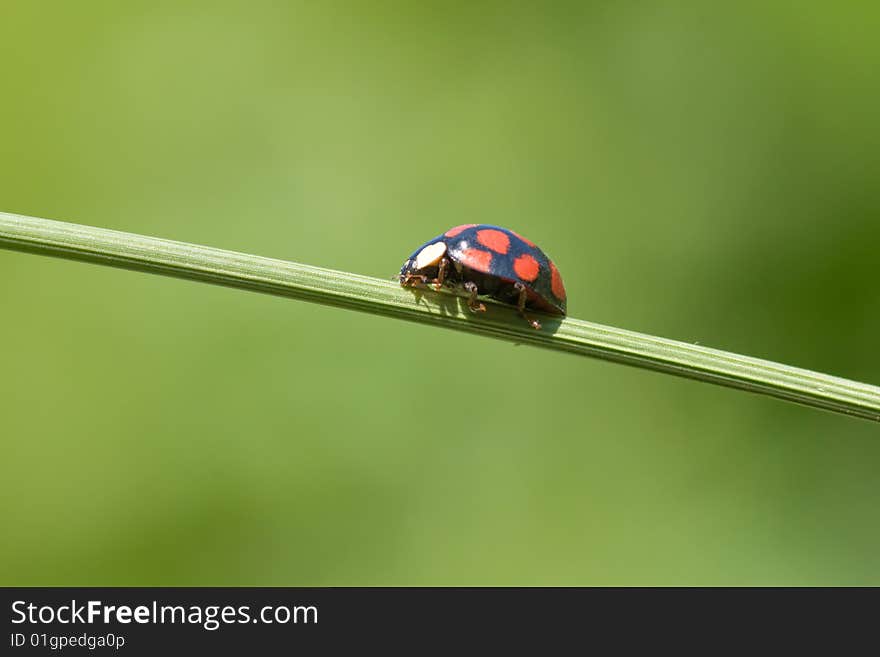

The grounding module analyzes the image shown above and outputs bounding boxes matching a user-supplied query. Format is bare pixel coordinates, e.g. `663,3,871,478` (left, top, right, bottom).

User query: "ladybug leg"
401,272,428,287
463,281,486,313
514,282,541,330
434,256,449,290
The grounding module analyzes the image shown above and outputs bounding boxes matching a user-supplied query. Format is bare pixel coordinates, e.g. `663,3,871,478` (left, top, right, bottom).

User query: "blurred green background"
1,2,878,585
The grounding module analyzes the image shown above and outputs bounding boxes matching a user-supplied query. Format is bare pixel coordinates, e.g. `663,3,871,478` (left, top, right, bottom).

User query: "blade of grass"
1,211,878,422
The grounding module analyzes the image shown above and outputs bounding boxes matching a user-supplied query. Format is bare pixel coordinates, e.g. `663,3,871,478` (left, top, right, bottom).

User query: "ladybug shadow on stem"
401,283,462,318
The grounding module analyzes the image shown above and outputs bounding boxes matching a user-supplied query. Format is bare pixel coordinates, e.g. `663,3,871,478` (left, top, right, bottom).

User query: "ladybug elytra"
399,224,566,330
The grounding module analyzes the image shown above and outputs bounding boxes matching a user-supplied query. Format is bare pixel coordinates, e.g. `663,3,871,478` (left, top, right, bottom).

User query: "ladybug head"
399,241,447,279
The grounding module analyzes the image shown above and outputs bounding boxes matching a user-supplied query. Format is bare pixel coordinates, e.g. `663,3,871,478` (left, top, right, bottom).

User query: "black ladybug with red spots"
399,224,566,330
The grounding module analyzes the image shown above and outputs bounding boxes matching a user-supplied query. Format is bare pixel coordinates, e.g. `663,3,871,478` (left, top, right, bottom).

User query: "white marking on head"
414,242,447,270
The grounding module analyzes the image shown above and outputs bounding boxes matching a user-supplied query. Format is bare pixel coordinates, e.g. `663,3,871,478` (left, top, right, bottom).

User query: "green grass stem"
1,211,878,422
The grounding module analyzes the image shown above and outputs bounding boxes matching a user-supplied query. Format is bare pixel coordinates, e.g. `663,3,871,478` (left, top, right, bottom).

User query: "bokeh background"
1,2,878,585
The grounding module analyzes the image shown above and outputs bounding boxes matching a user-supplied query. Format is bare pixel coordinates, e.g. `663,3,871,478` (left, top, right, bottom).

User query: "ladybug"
399,224,567,330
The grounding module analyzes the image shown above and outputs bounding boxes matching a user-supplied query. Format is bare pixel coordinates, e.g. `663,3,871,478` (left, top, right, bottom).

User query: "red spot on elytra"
445,224,477,238
550,262,566,301
476,229,510,254
512,230,536,247
513,254,540,281
458,248,493,272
